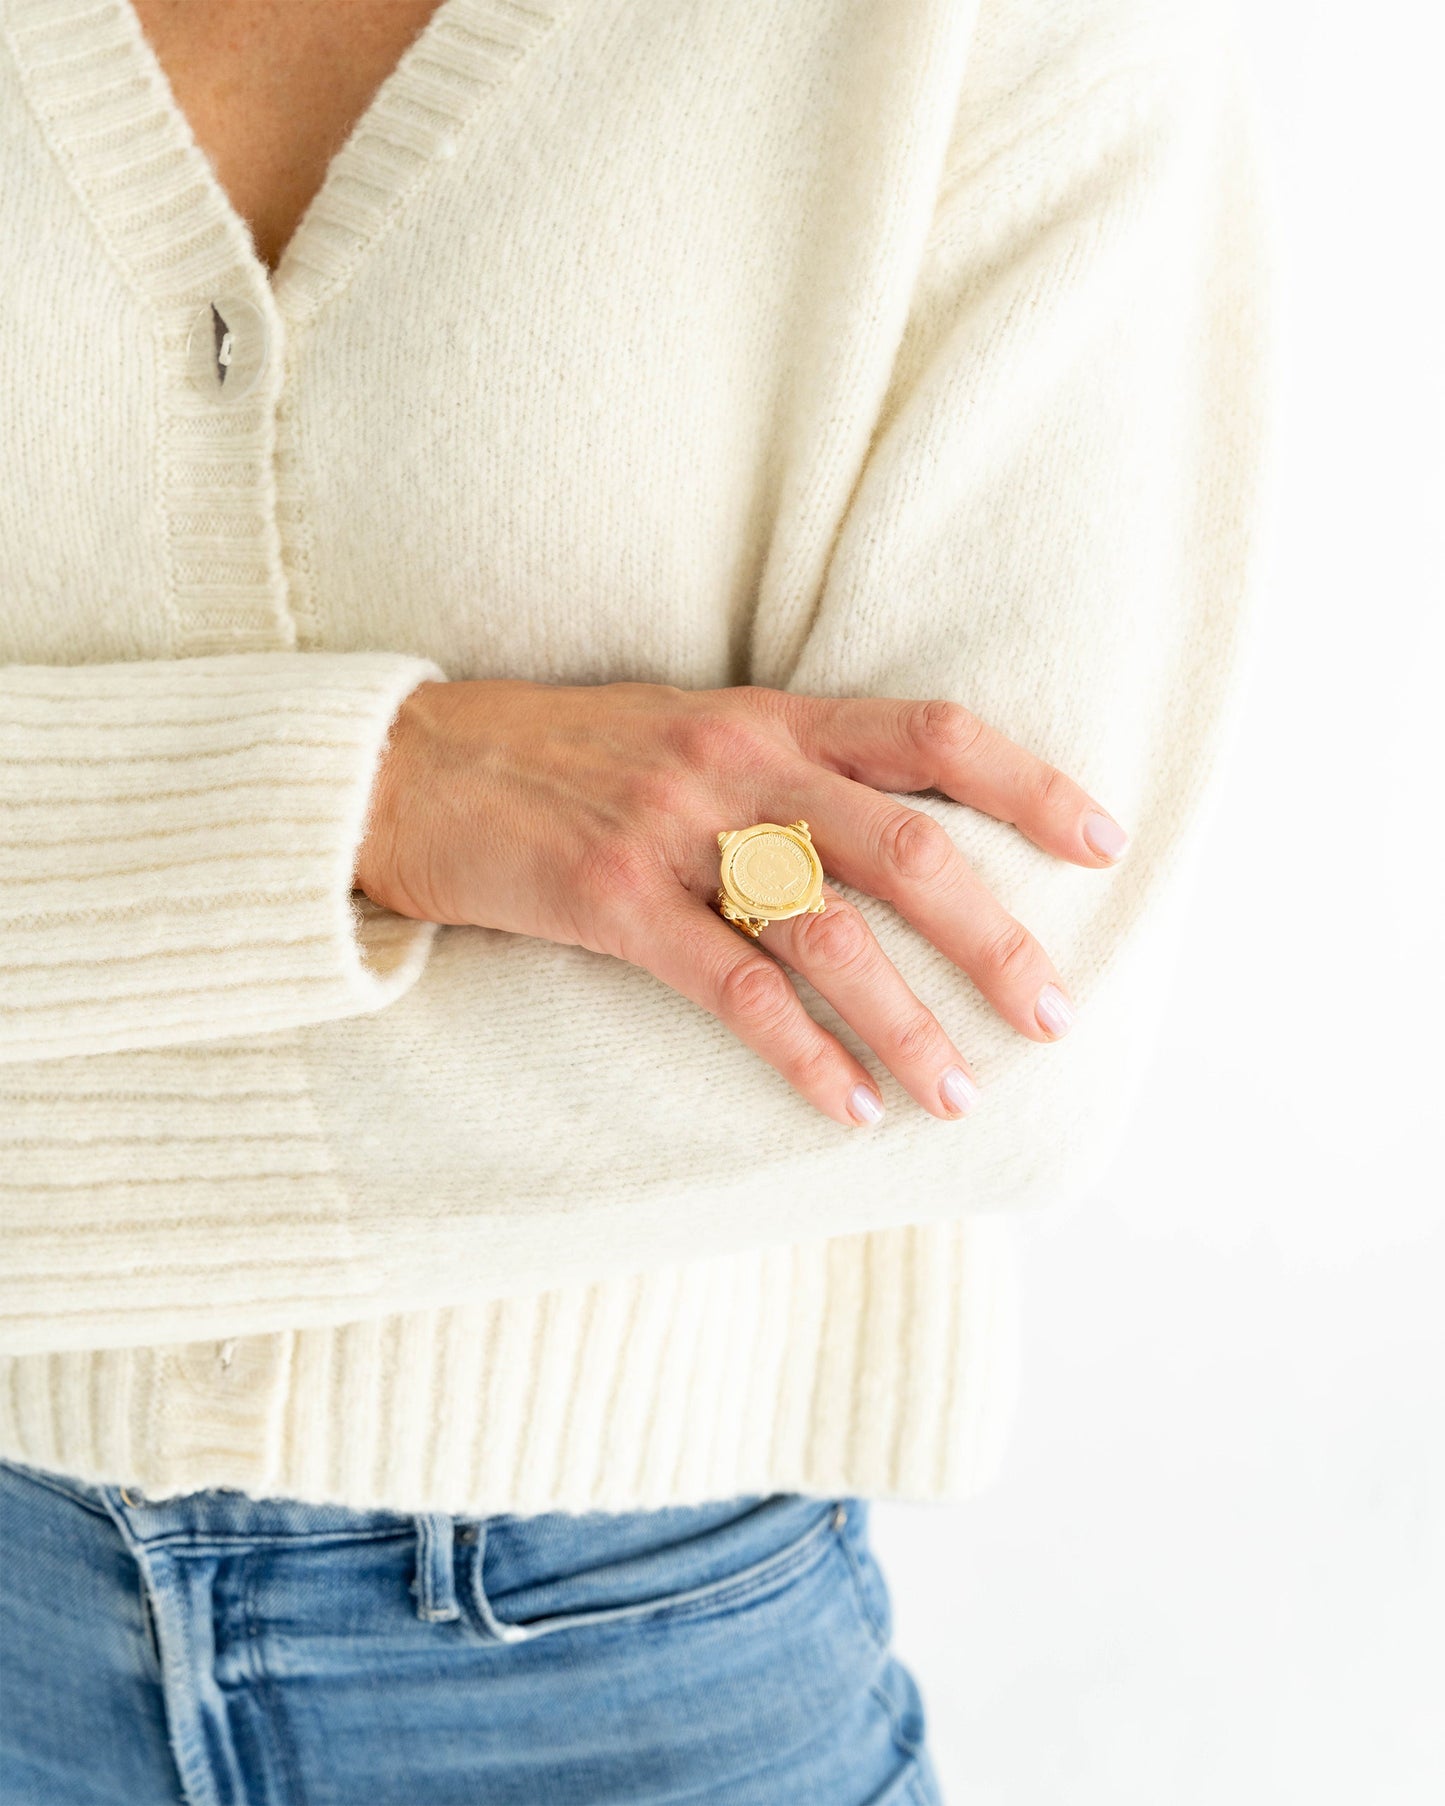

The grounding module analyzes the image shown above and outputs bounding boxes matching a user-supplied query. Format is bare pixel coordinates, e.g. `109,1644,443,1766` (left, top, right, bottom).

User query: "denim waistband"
0,1455,790,1631
1,1454,417,1536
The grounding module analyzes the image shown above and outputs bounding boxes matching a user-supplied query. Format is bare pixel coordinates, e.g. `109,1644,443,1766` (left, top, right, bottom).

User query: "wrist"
353,680,435,912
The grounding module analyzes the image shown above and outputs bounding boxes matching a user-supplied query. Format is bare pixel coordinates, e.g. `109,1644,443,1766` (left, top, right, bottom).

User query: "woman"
0,0,1271,1799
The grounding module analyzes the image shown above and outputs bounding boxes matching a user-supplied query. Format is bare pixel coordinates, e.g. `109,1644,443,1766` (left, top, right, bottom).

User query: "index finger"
782,694,1130,867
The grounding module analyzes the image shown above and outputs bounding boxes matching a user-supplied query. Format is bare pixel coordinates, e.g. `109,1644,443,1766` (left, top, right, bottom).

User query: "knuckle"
668,708,766,771
976,917,1039,987
718,956,796,1030
1033,763,1076,817
786,1033,837,1088
891,1009,943,1066
883,810,955,886
912,698,985,760
792,897,872,970
730,683,790,726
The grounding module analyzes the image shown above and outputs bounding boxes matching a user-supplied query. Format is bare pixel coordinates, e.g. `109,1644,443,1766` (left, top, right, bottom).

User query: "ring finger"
760,884,982,1122
793,768,1074,1043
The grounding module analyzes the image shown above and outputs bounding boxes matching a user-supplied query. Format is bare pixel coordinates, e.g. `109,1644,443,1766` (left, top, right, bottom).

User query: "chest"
0,0,958,690
126,0,448,274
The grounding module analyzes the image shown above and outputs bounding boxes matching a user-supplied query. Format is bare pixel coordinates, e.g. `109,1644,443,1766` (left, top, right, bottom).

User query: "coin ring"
729,831,814,909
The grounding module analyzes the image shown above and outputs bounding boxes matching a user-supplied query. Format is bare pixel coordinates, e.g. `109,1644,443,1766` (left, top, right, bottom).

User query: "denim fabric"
0,1455,944,1805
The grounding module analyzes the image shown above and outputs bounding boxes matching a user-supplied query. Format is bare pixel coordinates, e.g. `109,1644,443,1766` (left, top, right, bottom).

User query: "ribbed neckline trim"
3,0,570,329
3,0,570,654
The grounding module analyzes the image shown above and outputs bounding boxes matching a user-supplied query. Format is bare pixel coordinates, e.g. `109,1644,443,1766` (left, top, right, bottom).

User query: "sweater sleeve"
768,0,1275,1194
0,649,446,1061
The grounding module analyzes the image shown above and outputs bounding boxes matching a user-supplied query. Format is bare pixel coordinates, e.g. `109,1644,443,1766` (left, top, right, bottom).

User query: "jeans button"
185,295,270,401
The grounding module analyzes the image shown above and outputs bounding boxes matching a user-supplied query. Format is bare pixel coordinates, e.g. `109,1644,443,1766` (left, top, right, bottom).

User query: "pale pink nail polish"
1035,984,1076,1038
939,1066,980,1116
847,1083,885,1125
1082,812,1129,861
1083,812,1127,859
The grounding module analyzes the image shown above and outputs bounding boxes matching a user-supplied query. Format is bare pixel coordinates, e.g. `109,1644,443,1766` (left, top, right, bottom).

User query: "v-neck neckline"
7,0,569,332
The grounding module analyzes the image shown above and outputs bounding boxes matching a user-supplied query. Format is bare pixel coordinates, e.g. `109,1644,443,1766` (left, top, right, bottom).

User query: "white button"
185,296,270,401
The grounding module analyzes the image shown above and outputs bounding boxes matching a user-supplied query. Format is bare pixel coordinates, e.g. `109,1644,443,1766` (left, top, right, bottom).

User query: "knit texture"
0,0,1272,1512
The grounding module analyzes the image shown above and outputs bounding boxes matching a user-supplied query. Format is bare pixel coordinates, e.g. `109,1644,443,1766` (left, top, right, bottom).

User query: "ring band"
715,819,828,939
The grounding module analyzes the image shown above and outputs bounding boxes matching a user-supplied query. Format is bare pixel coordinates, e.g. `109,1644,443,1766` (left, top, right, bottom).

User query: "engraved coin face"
730,831,814,908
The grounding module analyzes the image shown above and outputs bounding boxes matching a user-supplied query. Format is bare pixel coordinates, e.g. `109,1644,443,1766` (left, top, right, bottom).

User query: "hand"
355,679,1128,1129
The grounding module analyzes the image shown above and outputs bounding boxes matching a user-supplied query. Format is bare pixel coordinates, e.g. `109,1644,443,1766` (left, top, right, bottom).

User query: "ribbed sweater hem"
0,1218,1019,1514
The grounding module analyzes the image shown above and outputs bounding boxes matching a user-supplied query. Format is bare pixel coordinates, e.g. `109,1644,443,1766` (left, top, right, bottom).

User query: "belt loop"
411,1513,460,1623
466,1521,530,1644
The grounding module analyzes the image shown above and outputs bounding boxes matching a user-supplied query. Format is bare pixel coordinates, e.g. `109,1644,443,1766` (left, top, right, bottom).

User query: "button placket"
11,0,572,660
184,294,271,402
165,274,295,656
149,1335,293,1496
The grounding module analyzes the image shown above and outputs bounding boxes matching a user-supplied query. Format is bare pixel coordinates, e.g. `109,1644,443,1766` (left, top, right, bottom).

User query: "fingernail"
1082,812,1129,861
1035,984,1076,1038
847,1083,885,1125
938,1066,981,1116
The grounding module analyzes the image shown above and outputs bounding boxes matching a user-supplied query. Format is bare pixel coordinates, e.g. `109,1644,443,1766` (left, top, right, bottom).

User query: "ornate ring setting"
715,820,827,939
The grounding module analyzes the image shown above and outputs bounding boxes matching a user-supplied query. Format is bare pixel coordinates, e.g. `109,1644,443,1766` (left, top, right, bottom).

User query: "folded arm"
0,0,1274,1353
773,0,1274,1143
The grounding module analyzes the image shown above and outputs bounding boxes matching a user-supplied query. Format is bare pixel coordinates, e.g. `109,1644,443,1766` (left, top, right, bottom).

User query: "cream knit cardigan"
0,0,1272,1514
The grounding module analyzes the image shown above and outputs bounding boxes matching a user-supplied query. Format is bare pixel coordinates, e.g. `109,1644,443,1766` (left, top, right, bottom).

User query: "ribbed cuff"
0,651,445,1061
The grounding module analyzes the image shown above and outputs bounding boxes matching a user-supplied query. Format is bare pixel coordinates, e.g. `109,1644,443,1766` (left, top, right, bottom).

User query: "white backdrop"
874,4,1444,1799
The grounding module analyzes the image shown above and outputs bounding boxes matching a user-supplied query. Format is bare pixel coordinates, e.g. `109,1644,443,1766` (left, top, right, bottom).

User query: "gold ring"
715,820,828,939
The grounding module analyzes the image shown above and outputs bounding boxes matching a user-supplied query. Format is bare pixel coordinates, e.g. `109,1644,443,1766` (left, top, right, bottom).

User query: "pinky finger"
627,892,887,1129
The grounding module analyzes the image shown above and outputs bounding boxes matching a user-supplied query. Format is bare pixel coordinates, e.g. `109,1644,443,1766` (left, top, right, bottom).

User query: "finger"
784,694,1129,867
618,888,888,1129
763,885,982,1121
796,768,1078,1044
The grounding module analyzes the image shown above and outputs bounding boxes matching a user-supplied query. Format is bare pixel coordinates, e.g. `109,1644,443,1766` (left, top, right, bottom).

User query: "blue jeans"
0,1456,943,1804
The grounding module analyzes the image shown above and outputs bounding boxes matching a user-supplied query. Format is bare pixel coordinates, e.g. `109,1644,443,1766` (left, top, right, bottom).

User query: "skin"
129,0,447,274
356,681,1128,1129
132,0,1130,1129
